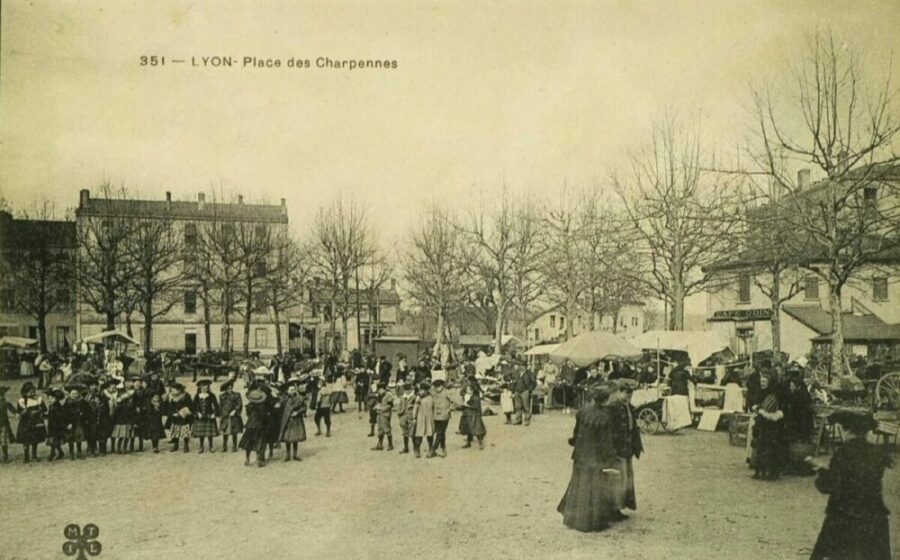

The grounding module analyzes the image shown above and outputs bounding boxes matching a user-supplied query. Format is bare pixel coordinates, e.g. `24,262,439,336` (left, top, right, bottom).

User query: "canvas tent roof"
523,343,561,356
549,331,641,367
631,330,733,366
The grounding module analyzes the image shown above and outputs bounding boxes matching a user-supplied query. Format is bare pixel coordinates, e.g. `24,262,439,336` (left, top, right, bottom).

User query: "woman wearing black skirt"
239,385,269,467
458,377,486,450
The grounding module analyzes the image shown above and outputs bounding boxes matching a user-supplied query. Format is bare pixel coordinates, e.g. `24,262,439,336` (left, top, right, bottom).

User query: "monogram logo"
63,523,102,559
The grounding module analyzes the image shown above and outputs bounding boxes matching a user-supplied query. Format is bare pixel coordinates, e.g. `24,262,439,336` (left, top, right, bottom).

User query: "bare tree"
76,184,138,331
309,197,371,353
127,215,185,355
614,113,741,330
263,233,310,358
541,186,588,341
3,202,76,352
196,205,244,354
360,248,394,350
749,29,900,374
234,221,279,357
507,201,547,342
403,207,469,364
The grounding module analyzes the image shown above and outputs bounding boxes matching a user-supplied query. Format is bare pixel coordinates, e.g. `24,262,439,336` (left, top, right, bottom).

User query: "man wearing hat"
395,381,415,454
510,362,537,426
371,381,395,451
376,355,392,386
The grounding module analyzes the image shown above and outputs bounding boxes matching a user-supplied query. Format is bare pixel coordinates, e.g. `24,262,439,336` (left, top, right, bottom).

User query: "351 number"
140,56,165,66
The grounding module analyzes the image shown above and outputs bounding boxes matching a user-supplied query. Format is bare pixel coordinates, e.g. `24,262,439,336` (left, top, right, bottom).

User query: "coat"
377,360,392,385
511,370,537,394
413,394,435,437
811,437,892,560
165,393,193,426
279,394,307,443
431,388,454,421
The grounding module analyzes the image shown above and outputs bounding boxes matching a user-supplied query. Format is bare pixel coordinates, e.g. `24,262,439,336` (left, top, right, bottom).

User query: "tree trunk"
433,311,445,359
828,283,845,378
671,280,686,331
493,298,505,355
273,306,284,357
143,313,153,356
328,297,337,353
125,313,134,338
38,313,48,353
612,308,620,334
769,269,782,361
106,311,116,331
202,290,212,352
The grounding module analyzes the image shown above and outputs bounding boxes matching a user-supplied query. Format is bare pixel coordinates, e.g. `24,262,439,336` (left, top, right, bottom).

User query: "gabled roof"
783,305,900,342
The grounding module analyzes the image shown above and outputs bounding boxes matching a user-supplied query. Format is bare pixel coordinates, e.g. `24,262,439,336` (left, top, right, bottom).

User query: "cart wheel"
637,408,660,435
875,372,900,411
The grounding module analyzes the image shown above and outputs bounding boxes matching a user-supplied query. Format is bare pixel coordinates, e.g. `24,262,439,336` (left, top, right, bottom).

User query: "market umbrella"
549,331,641,367
0,336,38,348
80,330,141,346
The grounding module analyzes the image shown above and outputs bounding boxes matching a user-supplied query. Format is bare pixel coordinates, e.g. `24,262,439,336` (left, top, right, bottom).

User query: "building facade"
524,304,646,346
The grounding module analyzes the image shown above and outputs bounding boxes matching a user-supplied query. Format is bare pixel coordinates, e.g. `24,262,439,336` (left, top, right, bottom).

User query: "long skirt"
280,417,307,443
331,391,349,405
15,421,46,445
623,458,637,510
111,424,133,439
143,420,166,441
192,418,219,438
811,513,891,560
239,428,265,452
458,413,486,437
168,424,192,440
557,461,626,532
220,416,244,435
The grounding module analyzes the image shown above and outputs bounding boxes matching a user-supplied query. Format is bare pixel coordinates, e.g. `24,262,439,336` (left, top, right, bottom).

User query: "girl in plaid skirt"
165,383,193,452
192,380,219,453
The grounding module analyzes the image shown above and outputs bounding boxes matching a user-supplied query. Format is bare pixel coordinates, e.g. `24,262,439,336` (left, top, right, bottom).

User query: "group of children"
365,376,487,459
0,372,340,467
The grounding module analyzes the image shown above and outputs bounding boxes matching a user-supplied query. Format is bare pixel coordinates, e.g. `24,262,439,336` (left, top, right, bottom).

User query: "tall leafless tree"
541,186,588,341
614,114,741,330
263,232,310,357
749,29,900,375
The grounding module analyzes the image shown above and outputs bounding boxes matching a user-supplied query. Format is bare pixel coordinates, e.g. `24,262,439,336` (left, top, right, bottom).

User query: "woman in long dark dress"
750,373,785,480
557,382,625,532
279,381,307,462
239,386,269,467
16,382,47,464
809,410,892,560
782,376,815,474
458,377,486,450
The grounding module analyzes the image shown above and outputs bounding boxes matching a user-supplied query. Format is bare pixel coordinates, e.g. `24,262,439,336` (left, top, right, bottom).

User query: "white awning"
523,343,561,356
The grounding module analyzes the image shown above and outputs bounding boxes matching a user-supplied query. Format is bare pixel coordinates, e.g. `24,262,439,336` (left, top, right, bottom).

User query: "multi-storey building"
524,304,646,346
0,211,77,351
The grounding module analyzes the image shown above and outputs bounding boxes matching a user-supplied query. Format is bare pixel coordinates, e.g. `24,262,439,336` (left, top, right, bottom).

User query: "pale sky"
2,0,899,252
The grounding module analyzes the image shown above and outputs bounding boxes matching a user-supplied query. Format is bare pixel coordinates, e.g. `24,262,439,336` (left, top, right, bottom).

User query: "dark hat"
21,381,35,397
170,382,186,392
589,382,617,403
418,381,432,391
220,380,234,391
51,389,66,400
196,379,212,387
65,383,87,393
246,389,266,404
432,378,445,386
830,410,876,434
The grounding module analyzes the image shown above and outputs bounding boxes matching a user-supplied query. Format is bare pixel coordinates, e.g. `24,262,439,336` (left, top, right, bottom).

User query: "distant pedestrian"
431,379,454,457
218,380,243,452
511,364,537,426
395,382,415,454
459,377,486,450
371,382,395,451
412,381,435,458
314,377,333,437
192,380,219,454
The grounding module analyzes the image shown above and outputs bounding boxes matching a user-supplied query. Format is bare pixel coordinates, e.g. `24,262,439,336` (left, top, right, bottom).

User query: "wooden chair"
874,412,899,452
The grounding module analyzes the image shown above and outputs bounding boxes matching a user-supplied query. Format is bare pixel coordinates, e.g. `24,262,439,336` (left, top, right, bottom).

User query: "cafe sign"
710,308,772,321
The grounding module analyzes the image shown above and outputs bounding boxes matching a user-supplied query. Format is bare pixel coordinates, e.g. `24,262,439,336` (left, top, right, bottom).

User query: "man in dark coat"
376,356,392,386
511,363,537,426
354,369,371,412
669,365,692,396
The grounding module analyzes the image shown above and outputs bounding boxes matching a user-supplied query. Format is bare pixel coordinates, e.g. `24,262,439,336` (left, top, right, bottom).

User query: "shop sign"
710,308,772,321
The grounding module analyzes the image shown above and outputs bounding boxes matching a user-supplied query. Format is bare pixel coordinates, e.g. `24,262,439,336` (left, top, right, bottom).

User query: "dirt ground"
0,381,897,560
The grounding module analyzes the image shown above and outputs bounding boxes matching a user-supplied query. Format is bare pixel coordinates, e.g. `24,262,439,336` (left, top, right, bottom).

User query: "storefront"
708,308,773,357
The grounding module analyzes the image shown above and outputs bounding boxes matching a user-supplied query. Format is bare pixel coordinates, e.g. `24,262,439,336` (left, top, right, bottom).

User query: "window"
184,223,198,247
632,317,639,328
184,290,197,314
255,328,268,348
738,273,751,303
0,288,15,312
873,277,888,301
254,261,266,277
560,316,566,330
184,256,199,276
549,314,556,328
804,277,820,300
55,288,71,311
253,291,268,313
534,328,540,340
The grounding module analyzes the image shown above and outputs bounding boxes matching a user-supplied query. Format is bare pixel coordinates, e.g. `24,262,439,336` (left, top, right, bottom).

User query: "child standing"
144,394,167,453
371,382,395,451
111,379,137,454
63,385,90,460
0,386,15,464
218,380,243,452
239,385,268,467
16,382,47,463
165,383,193,452
412,381,435,459
395,382,415,454
45,390,66,461
314,377,332,437
279,381,307,462
192,379,220,454
500,383,514,424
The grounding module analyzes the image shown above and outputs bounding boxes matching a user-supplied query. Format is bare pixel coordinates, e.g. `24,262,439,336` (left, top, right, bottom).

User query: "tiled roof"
76,198,288,224
783,305,900,342
309,287,402,306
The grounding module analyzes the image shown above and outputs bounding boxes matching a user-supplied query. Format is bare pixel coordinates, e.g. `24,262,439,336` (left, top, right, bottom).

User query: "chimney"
238,195,244,205
391,278,396,291
165,191,172,209
280,198,287,215
797,168,811,190
198,192,205,210
79,189,90,208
